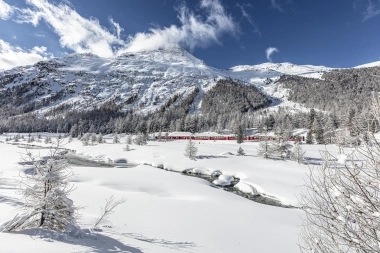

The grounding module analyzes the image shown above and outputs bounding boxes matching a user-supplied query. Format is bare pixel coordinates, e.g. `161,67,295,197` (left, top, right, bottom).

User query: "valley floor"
0,134,342,253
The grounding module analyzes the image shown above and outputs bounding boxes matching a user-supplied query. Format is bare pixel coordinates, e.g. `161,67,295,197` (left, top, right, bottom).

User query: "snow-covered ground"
0,134,343,252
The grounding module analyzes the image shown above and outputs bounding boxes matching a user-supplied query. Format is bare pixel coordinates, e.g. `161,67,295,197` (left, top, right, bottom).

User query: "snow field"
0,135,343,252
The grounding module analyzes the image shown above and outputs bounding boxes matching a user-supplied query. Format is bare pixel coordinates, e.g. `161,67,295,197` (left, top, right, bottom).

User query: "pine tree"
184,139,197,160
237,146,245,156
113,133,120,144
90,133,97,144
126,134,132,145
324,114,336,144
313,117,324,144
306,130,313,144
70,124,78,138
235,125,244,144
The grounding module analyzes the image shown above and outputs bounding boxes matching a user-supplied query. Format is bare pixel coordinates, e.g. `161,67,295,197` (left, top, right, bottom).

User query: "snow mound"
213,174,234,186
235,181,264,196
220,152,234,156
337,154,347,165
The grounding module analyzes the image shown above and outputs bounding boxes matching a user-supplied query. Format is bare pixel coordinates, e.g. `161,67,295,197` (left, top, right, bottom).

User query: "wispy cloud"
363,0,380,21
266,47,279,62
124,0,239,52
0,0,14,20
270,0,284,12
236,3,261,37
109,18,124,40
0,39,52,70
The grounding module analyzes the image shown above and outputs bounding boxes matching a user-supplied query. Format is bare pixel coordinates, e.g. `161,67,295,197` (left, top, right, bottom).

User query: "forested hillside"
278,66,380,113
202,79,270,115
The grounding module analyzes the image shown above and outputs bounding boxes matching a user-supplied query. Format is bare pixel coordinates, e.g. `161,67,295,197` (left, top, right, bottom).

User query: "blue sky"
0,0,379,70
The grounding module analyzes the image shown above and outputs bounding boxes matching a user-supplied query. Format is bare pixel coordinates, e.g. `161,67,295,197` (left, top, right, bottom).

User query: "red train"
156,135,305,142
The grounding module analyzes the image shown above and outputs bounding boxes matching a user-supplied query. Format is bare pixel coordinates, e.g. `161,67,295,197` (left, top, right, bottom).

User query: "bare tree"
299,95,380,252
0,140,79,233
94,195,126,228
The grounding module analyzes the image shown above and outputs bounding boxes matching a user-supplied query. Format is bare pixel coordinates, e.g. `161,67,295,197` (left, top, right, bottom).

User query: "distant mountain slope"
0,48,336,118
0,48,222,116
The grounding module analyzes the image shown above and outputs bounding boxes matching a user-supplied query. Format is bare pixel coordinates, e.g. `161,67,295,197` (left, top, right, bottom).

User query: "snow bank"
213,174,234,186
235,181,264,196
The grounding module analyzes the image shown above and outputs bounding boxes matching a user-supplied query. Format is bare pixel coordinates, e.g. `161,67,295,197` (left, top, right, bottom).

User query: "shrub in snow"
133,134,147,145
90,133,97,144
126,134,132,145
113,133,120,144
0,140,79,233
271,139,292,159
44,136,51,144
14,134,20,142
184,139,197,160
157,131,162,142
81,133,90,146
290,141,305,164
96,134,103,143
237,146,245,156
299,94,380,252
257,139,271,159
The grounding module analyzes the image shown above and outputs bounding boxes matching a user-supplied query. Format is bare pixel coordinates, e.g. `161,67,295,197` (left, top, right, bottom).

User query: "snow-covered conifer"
126,134,132,145
133,134,147,145
90,133,97,144
184,139,197,160
113,133,120,144
290,140,305,163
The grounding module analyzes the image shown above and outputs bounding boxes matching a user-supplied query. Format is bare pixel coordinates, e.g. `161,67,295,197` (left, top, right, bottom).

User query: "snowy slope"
354,61,380,69
0,48,336,116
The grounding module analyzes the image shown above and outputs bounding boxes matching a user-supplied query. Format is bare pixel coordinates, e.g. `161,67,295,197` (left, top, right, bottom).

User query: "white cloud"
16,0,125,58
124,0,239,52
0,0,14,20
363,0,380,21
266,47,279,62
1,0,238,62
0,39,52,70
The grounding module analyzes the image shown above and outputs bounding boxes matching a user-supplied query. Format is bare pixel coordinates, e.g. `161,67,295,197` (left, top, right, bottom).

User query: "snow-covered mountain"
354,61,380,69
0,48,336,116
